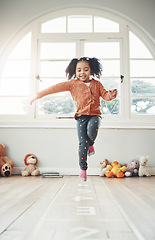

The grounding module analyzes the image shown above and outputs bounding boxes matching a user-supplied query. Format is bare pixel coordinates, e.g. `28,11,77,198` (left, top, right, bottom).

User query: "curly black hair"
65,57,102,80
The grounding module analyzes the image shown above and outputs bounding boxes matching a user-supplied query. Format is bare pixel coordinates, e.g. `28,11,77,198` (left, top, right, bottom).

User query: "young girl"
30,57,117,181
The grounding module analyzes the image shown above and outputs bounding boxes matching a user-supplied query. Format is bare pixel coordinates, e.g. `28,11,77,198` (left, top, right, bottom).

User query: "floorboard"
102,177,155,240
0,175,154,240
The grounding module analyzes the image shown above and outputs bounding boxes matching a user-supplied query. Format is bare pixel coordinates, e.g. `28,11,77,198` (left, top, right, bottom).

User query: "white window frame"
0,8,155,128
36,37,123,120
128,26,155,126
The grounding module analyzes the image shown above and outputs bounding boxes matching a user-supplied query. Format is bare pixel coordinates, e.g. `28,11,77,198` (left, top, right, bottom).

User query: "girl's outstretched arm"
99,81,117,101
30,81,71,105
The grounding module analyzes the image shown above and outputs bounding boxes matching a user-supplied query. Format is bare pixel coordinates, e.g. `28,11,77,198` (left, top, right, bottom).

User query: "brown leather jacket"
37,78,112,119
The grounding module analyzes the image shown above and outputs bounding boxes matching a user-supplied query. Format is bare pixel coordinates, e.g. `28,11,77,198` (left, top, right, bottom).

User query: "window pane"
101,78,120,115
129,32,153,58
101,98,120,115
9,33,31,59
100,60,120,77
0,97,28,114
94,16,119,32
40,61,69,77
131,79,155,96
131,98,155,115
0,78,29,96
68,15,92,32
100,78,120,95
40,43,76,59
38,78,65,90
130,60,155,77
38,94,75,116
2,60,30,77
84,42,120,58
38,78,68,96
41,17,66,33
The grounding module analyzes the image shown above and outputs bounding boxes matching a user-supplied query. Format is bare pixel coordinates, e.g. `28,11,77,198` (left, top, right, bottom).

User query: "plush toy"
105,161,126,178
100,159,110,177
138,156,151,177
0,143,14,177
125,159,139,177
21,154,40,177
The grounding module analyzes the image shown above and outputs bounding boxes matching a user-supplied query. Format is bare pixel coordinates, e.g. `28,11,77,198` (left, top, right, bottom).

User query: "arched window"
0,33,31,115
0,9,155,127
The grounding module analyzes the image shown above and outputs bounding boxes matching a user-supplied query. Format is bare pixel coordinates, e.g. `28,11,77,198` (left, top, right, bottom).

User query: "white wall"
0,127,154,175
0,0,155,174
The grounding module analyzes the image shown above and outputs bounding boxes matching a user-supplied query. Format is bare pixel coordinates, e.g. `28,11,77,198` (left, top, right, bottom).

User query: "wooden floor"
0,175,155,240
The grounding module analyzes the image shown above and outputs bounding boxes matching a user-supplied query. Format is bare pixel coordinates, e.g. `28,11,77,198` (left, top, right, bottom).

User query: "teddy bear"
0,143,14,177
105,161,126,178
138,156,151,177
125,159,139,177
100,159,110,177
21,154,40,177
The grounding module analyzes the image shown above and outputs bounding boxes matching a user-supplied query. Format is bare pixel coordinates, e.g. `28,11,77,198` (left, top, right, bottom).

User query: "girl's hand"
30,95,38,105
109,89,117,100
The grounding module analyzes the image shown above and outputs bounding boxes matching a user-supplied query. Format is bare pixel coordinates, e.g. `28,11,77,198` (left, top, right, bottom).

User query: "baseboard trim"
12,167,155,176
12,167,101,175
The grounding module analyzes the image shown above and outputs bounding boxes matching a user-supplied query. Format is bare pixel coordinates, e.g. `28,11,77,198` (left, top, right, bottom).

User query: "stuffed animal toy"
100,159,110,177
0,143,14,177
105,161,126,178
138,156,151,177
125,159,139,177
21,154,40,177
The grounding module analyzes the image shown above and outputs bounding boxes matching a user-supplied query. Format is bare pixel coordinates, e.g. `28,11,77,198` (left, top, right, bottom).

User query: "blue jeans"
76,115,101,170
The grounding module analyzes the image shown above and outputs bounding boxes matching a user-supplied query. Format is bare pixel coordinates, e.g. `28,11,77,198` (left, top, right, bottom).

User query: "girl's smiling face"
75,60,91,83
